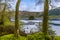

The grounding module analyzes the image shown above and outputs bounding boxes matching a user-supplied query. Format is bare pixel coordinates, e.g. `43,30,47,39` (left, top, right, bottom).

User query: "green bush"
45,34,51,40
27,32,45,40
0,33,52,40
0,25,14,36
28,16,35,20
0,34,27,40
27,32,52,40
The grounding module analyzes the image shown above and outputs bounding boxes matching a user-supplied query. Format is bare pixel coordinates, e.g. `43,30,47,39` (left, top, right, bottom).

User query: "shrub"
28,16,35,20
0,25,27,36
0,25,14,36
0,34,27,40
27,32,52,40
27,32,45,40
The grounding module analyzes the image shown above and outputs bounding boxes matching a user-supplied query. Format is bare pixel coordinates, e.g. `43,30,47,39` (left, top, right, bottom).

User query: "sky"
10,0,60,12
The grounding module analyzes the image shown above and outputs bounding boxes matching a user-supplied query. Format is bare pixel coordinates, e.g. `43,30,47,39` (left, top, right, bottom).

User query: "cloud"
20,4,28,11
55,0,60,2
20,0,60,12
28,4,44,12
20,1,36,11
54,2,60,7
10,0,60,12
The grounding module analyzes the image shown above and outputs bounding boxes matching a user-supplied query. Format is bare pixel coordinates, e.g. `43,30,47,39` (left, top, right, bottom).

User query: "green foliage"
0,32,52,40
47,26,56,36
27,32,45,40
19,21,24,26
45,34,51,40
0,25,14,36
48,8,60,15
27,32,52,40
0,34,27,40
55,36,60,40
28,16,35,20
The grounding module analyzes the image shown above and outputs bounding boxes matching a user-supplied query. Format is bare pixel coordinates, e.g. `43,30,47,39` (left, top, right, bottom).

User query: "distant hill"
48,7,60,15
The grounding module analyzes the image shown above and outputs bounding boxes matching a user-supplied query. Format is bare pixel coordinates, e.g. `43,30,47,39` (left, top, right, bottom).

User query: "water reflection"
50,25,60,36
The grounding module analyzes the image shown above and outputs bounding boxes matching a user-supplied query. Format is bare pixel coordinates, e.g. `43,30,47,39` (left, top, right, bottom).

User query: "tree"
0,0,6,25
0,3,4,24
36,0,49,40
0,0,12,25
28,16,35,20
42,0,49,40
14,0,21,38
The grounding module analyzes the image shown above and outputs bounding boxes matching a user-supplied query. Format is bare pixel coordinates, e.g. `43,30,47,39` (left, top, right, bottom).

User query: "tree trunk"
1,3,6,25
14,0,21,38
0,0,7,25
42,0,49,40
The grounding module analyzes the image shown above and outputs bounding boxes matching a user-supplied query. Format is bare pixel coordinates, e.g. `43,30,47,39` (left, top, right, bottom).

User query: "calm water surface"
11,19,60,36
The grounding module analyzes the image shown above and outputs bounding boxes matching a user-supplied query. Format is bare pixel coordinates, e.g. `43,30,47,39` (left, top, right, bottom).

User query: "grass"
0,34,27,40
0,33,60,40
55,36,60,40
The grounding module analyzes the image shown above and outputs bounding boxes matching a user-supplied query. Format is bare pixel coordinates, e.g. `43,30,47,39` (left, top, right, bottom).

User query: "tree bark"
42,0,49,40
1,3,6,25
14,0,21,38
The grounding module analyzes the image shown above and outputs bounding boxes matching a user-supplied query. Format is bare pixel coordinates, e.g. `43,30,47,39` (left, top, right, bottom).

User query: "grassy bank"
0,34,27,40
55,36,60,40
